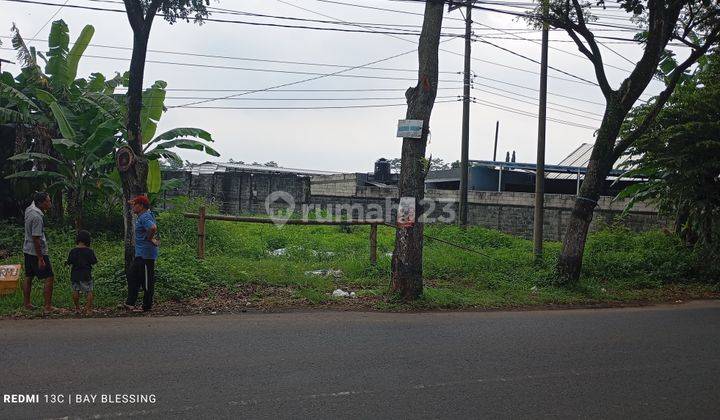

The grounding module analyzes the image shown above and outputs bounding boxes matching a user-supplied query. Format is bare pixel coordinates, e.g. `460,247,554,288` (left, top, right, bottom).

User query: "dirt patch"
3,284,718,320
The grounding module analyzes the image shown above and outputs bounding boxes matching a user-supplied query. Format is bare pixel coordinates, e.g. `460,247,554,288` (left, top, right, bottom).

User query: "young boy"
66,230,97,315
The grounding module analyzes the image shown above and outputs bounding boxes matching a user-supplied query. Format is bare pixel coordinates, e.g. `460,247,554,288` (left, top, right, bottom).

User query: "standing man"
124,195,159,312
22,192,55,313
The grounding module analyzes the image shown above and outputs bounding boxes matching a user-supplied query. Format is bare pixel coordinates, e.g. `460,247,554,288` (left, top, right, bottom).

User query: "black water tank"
374,158,391,182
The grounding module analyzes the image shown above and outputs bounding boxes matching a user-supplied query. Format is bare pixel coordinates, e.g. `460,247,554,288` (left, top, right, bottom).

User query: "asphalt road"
1,301,719,419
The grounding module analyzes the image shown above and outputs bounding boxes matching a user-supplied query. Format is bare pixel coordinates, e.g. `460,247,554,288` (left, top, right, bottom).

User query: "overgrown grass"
0,198,717,315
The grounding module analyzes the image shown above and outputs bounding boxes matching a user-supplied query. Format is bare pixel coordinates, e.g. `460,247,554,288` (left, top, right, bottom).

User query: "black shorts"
23,253,54,280
71,270,93,293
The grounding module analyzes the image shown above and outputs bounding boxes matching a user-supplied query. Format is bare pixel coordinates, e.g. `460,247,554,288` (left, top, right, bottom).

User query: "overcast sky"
1,0,675,172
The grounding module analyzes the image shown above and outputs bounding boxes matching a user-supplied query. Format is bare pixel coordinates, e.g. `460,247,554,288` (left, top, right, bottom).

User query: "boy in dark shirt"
66,230,98,315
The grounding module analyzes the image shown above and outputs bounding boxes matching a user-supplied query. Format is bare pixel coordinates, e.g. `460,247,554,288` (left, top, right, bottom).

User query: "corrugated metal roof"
550,143,634,180
188,162,340,176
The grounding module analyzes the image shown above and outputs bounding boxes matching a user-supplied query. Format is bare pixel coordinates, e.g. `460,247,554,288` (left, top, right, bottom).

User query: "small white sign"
397,119,424,138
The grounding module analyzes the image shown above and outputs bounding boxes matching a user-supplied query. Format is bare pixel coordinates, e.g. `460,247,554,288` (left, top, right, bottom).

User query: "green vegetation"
620,52,720,247
0,20,217,229
0,199,716,316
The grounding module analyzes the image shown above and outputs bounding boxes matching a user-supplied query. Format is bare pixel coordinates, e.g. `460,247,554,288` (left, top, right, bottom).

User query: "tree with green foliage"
120,0,212,268
527,0,720,284
1,20,115,227
1,21,217,229
619,52,720,246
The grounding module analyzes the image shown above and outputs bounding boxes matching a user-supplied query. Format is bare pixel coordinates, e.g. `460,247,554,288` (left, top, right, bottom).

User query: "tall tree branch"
547,1,613,97
618,2,685,110
613,29,720,158
122,0,145,31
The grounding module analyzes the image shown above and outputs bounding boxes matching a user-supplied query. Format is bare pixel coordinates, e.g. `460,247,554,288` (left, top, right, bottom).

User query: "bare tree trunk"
391,0,444,301
31,126,64,223
557,101,625,284
67,189,83,231
120,17,153,269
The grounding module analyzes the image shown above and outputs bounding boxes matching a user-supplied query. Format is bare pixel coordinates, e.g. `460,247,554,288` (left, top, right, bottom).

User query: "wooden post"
198,206,206,259
370,224,378,266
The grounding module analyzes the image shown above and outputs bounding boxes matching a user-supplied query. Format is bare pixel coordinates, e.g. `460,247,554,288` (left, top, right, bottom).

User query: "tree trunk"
120,28,151,269
557,100,625,284
67,189,83,231
31,127,64,223
390,0,444,301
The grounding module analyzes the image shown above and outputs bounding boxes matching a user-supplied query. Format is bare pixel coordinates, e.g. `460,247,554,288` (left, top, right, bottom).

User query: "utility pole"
492,120,499,161
458,0,472,227
533,0,549,259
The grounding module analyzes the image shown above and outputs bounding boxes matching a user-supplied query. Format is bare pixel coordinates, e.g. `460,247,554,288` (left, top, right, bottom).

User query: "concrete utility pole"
533,0,549,259
458,0,472,227
492,120,499,161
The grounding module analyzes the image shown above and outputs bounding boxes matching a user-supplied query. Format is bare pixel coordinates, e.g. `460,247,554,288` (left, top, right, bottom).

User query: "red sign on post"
397,197,416,228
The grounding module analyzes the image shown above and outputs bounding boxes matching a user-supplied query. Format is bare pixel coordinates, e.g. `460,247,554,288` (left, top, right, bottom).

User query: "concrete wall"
310,189,664,241
309,173,665,241
161,170,310,214
162,170,665,241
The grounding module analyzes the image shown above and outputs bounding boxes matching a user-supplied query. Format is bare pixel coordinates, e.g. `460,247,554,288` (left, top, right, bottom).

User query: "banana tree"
2,20,124,228
127,80,219,193
5,84,123,229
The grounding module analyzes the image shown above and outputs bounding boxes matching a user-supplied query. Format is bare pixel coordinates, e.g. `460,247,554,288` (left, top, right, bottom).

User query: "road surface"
1,301,719,419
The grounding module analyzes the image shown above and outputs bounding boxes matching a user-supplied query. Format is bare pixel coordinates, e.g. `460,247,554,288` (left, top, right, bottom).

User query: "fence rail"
184,207,383,264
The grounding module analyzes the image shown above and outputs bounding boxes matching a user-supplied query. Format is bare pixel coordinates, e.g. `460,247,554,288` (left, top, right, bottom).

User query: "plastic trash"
332,289,350,298
311,250,337,257
269,248,288,256
305,269,343,278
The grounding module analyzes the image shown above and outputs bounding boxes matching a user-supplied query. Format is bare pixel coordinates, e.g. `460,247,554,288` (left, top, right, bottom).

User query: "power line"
470,98,597,130
315,0,466,22
474,36,597,85
472,74,606,106
29,0,70,42
4,0,634,91
471,82,603,115
472,21,637,74
472,87,602,120
0,0,468,37
172,38,459,108
0,47,463,83
163,95,461,102
156,99,461,110
118,87,462,93
0,35,462,75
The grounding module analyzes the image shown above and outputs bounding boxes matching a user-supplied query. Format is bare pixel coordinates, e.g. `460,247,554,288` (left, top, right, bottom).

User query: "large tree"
531,0,720,283
120,0,211,268
391,0,445,300
619,52,720,245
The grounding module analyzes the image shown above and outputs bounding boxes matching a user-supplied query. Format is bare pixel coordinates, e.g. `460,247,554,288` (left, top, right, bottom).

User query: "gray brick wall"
162,170,665,241
161,170,310,214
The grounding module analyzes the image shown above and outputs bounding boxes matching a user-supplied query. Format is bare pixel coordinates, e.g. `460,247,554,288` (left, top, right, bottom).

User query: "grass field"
0,199,717,316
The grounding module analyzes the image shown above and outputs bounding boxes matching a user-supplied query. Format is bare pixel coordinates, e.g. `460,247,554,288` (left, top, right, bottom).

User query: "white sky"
0,0,676,172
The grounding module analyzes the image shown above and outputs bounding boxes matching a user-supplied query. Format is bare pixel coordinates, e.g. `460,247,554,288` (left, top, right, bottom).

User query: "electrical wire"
29,0,70,42
0,0,468,37
470,98,597,130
